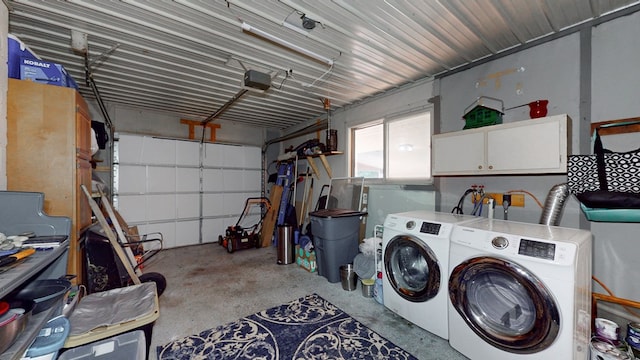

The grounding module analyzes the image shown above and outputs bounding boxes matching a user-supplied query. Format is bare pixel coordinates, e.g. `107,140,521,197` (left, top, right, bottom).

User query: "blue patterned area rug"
157,293,418,359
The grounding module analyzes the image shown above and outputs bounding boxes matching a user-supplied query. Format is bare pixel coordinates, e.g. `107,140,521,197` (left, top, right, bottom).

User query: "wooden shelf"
306,151,343,158
592,117,640,136
592,292,640,333
302,152,342,178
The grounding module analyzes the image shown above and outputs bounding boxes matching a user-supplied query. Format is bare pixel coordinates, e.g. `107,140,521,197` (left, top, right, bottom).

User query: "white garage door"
114,133,261,249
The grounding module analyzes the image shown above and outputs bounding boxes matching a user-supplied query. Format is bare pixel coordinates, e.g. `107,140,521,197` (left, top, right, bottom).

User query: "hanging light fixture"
240,22,334,66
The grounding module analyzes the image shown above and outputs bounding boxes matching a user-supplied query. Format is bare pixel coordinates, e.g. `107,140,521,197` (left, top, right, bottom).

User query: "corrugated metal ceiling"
7,0,640,130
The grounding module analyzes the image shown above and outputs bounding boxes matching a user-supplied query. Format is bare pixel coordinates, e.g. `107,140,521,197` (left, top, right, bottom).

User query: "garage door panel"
116,134,260,249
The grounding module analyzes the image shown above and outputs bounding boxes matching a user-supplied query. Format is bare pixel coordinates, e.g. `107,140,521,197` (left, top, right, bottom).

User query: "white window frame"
349,107,433,184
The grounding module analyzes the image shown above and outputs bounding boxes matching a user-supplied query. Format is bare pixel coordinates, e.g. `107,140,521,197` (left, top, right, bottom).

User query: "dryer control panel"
518,238,556,260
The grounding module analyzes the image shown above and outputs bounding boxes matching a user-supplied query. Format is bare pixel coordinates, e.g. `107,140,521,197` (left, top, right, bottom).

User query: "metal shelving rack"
0,243,69,360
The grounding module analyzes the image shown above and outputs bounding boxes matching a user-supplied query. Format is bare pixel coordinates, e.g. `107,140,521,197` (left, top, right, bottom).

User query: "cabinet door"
432,115,569,175
432,130,485,175
487,115,567,174
7,79,92,285
75,93,92,161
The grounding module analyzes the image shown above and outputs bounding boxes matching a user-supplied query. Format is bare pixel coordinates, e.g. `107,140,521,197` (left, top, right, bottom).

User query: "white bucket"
595,318,620,342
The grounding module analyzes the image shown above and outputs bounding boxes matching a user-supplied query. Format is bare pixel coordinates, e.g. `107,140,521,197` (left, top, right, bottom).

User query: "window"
353,122,383,178
351,110,432,180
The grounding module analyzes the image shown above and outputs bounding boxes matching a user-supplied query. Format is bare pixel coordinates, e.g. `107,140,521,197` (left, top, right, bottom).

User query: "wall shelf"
592,117,640,136
592,292,640,333
303,151,342,178
0,243,69,360
0,191,71,359
0,245,69,298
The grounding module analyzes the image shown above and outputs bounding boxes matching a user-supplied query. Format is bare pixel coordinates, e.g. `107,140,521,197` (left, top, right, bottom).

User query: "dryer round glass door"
449,256,560,354
384,234,441,302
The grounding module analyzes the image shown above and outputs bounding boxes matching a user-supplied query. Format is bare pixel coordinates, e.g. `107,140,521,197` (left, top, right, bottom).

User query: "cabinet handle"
478,165,483,170
488,165,493,170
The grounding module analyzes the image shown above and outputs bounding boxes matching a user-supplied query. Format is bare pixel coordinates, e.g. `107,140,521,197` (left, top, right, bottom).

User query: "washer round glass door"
449,256,560,354
384,234,441,302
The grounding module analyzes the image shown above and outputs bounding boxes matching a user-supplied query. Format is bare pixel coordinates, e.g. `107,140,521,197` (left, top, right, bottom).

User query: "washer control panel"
420,222,441,235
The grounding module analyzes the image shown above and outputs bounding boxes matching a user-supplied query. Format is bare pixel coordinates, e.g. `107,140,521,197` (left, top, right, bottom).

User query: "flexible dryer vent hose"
539,183,570,226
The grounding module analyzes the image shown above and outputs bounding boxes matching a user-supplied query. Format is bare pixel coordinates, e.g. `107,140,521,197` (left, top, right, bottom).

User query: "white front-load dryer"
448,219,592,360
382,210,480,340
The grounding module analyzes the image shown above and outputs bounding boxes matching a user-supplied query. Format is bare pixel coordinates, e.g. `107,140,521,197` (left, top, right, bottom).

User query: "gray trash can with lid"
309,209,367,283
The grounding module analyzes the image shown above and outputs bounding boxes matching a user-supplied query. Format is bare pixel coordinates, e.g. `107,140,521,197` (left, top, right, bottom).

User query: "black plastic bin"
309,209,367,283
81,224,167,297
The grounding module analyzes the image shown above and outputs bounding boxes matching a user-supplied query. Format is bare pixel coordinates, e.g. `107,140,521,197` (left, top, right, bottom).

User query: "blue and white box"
8,33,41,79
20,58,69,87
66,73,79,90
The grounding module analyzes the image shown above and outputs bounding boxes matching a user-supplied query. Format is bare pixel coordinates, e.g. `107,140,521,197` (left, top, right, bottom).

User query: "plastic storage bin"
63,282,159,356
309,209,367,283
58,330,146,360
24,315,70,359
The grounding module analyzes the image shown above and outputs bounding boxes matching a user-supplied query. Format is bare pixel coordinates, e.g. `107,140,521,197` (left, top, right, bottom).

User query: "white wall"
0,4,8,190
276,78,438,237
282,11,640,304
437,13,640,303
590,11,640,302
4,2,639,301
110,103,266,146
437,33,583,229
330,77,435,179
280,77,435,185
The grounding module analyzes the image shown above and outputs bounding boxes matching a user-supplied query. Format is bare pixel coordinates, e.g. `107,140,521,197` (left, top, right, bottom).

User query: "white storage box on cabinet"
432,114,569,175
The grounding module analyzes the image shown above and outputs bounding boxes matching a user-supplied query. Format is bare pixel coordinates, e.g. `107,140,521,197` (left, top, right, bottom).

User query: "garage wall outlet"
472,193,525,207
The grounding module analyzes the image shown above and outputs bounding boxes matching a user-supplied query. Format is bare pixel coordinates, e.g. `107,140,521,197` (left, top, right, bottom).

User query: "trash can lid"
309,209,367,218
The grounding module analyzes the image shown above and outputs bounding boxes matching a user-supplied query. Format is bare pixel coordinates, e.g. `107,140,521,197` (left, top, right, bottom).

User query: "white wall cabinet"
432,114,570,175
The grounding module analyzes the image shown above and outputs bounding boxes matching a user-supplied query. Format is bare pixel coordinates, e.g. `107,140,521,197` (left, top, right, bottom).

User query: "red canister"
528,100,548,118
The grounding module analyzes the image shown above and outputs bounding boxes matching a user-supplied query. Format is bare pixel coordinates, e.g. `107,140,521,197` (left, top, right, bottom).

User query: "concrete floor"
144,243,468,360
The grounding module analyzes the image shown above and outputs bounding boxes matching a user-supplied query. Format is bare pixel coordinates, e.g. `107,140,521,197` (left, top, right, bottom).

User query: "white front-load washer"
382,210,480,340
448,219,592,360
